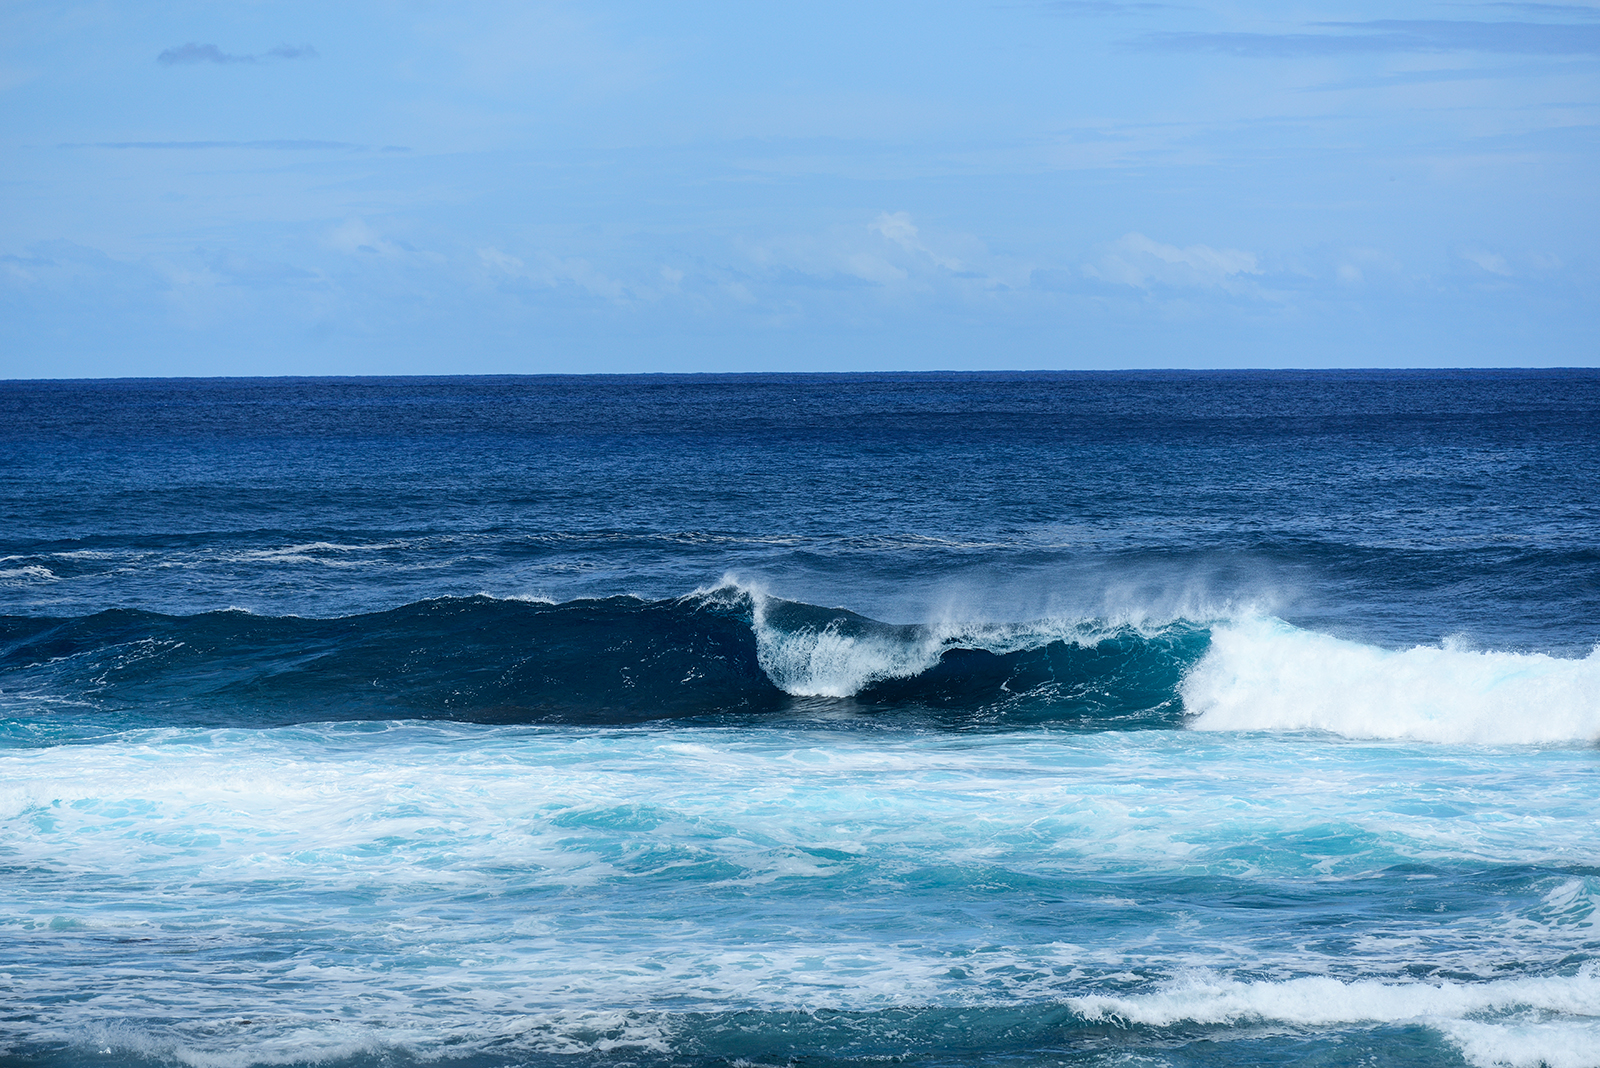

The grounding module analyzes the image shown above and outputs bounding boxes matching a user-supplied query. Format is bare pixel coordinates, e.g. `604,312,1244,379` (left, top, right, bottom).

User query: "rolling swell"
0,588,1203,730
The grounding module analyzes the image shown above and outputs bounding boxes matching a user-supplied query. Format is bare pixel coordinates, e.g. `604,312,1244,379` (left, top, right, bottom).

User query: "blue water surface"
1,372,1598,1068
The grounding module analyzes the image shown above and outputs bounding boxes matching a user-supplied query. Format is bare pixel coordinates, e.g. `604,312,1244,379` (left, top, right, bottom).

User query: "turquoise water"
6,723,1599,1066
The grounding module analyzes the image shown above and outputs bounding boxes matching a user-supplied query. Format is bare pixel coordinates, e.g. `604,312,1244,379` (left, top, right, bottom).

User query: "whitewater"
2,371,1598,1068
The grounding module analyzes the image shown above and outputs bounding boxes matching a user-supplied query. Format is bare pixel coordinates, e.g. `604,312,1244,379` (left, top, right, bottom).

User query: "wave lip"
750,594,944,697
747,587,1203,721
1183,617,1600,744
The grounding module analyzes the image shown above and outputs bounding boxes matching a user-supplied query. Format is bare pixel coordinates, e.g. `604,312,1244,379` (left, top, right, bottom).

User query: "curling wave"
3,585,1597,740
0,585,1200,729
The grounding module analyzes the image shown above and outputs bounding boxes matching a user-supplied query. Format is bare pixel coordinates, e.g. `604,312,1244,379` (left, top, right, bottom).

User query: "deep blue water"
2,372,1598,1068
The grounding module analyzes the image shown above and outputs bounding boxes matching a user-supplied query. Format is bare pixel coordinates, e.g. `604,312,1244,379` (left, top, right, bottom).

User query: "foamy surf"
1071,969,1600,1027
7,720,1600,1068
1184,616,1600,744
1073,970,1600,1068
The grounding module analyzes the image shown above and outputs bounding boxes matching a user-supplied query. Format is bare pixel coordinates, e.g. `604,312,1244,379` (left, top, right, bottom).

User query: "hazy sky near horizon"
2,1,1598,376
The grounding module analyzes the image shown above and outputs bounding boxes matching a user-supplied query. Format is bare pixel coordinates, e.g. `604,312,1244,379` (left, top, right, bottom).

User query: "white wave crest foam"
1072,970,1600,1068
1072,970,1600,1027
1182,618,1600,744
743,586,1129,699
750,595,944,698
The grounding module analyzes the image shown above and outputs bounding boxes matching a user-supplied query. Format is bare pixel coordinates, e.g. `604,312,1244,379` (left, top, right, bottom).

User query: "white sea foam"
229,541,408,568
751,602,944,698
481,590,558,604
1183,617,1600,744
743,584,1127,698
72,1009,675,1068
7,723,1600,1065
0,564,57,583
1442,1018,1600,1068
1073,970,1600,1068
80,1021,392,1068
1071,969,1600,1027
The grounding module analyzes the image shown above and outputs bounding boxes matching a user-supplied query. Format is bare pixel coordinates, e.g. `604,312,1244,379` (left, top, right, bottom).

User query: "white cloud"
478,246,627,301
870,211,963,271
1089,232,1261,289
479,247,525,274
744,211,1026,295
329,218,405,257
1460,248,1513,276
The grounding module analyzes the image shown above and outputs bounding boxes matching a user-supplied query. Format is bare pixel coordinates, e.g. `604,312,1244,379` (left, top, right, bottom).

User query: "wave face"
0,587,1204,731
0,592,775,728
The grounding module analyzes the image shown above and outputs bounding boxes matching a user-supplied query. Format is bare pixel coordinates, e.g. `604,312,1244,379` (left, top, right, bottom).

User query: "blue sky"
2,1,1597,375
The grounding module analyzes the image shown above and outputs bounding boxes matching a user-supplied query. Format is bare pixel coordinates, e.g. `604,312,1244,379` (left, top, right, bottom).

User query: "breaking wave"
1073,969,1600,1068
1183,616,1600,744
2,583,1596,740
0,584,1199,730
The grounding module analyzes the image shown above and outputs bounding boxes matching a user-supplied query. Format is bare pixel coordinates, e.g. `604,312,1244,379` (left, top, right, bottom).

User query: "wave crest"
1183,618,1600,744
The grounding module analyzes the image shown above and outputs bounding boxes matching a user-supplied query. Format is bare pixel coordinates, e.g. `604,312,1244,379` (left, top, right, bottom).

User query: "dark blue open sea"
3,371,1599,1068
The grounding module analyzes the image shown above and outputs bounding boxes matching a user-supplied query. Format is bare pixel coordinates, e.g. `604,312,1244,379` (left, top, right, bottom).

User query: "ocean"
1,371,1598,1068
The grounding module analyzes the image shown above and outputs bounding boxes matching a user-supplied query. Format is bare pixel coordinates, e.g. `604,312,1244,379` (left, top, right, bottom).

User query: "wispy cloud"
157,42,318,66
1459,249,1514,276
739,212,1029,301
478,246,628,302
1087,233,1261,290
1137,20,1600,56
870,212,964,272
